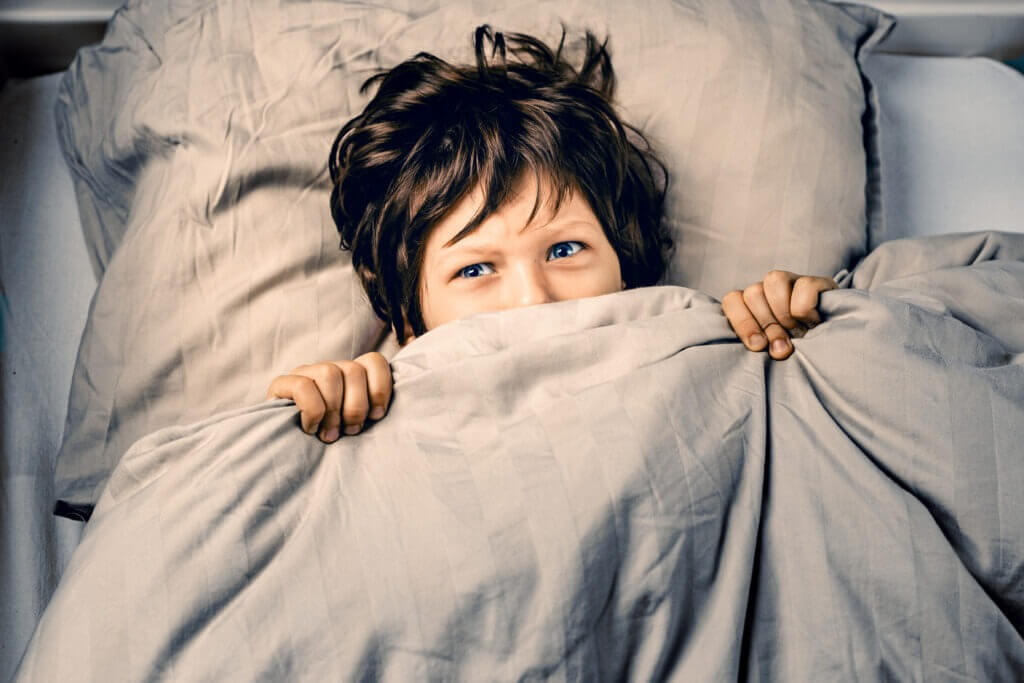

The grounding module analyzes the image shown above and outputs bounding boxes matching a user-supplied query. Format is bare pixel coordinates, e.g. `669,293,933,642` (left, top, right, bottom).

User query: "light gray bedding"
863,53,1024,245
15,232,1024,680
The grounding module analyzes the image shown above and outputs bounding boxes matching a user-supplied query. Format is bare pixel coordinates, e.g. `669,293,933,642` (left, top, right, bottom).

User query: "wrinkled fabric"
52,0,891,511
16,233,1024,680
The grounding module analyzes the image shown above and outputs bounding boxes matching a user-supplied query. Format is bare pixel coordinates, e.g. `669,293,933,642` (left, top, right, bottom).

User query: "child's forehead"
437,171,582,249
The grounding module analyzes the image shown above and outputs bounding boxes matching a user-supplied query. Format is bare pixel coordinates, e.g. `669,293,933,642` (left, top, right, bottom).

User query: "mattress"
3,42,1024,683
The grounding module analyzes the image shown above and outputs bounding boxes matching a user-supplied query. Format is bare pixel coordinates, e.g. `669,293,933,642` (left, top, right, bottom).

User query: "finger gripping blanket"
17,233,1024,681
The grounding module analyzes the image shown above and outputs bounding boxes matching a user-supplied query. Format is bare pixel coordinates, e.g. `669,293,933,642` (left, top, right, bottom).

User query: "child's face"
414,173,624,338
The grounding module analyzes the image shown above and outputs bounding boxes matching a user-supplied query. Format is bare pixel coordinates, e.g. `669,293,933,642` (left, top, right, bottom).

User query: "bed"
2,0,1023,679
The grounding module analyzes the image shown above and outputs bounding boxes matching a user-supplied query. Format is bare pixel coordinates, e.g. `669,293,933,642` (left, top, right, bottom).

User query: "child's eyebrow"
437,246,493,270
439,219,600,259
433,220,601,275
518,218,601,235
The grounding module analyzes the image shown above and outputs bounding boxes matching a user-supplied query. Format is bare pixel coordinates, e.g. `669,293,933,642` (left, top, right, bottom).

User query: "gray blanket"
17,233,1024,680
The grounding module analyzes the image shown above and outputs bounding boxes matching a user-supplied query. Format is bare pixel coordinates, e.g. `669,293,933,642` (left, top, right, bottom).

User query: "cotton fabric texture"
53,0,891,510
18,232,1024,680
862,53,1024,245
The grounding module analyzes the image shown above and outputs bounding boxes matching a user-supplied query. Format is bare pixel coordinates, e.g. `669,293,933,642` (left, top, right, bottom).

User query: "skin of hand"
721,270,838,360
265,352,393,443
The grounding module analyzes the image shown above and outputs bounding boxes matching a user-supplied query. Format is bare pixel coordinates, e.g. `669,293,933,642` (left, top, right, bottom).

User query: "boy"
266,27,836,443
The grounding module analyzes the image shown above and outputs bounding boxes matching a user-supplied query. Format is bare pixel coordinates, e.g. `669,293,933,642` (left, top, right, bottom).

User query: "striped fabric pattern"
52,0,890,509
18,232,1024,680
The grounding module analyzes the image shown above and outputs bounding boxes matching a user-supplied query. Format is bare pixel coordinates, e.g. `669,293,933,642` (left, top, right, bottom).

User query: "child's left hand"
721,271,837,360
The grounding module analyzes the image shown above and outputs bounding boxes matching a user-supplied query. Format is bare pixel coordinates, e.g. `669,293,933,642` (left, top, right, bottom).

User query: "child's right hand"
265,352,393,443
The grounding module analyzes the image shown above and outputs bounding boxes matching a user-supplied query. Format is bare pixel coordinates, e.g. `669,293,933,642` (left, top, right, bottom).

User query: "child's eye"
457,263,495,279
547,241,585,261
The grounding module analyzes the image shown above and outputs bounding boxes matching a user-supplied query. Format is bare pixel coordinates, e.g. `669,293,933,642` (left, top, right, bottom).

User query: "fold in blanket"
17,233,1024,680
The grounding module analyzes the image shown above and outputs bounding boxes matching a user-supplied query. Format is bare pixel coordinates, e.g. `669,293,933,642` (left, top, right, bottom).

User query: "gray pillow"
53,0,892,514
862,53,1024,245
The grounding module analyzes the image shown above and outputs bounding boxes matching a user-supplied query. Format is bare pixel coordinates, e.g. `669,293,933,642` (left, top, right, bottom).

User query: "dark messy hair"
329,25,672,344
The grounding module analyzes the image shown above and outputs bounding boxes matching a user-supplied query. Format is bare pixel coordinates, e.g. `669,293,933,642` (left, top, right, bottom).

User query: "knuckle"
765,269,788,285
343,408,367,425
266,376,287,397
789,298,811,316
356,351,385,366
743,326,765,343
776,311,797,327
790,284,817,312
339,360,366,380
312,363,342,383
742,283,763,301
305,404,326,423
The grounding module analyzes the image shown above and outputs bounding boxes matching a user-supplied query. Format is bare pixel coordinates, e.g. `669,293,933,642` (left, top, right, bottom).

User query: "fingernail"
771,339,788,355
323,427,339,442
370,407,385,420
750,333,766,348
345,424,361,436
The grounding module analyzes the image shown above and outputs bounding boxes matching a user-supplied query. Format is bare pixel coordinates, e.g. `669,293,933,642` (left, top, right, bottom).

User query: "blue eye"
457,263,495,279
547,241,585,260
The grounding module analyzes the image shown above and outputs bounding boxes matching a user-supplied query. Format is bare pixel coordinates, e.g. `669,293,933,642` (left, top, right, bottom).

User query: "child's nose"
508,263,553,308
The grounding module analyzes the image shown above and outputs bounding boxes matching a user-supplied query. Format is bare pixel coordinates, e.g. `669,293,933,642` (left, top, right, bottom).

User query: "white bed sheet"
2,51,1024,680
864,53,1024,244
0,72,91,682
